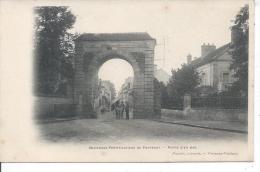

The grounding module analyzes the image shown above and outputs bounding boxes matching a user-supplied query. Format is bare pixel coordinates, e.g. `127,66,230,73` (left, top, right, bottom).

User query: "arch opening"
93,58,135,120
98,58,134,93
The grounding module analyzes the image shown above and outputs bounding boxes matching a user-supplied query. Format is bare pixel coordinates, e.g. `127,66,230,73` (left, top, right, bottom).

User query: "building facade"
117,77,134,105
94,80,114,113
188,43,236,93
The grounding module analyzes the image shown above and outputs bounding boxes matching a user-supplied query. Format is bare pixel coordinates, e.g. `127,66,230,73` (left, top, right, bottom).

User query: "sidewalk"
155,117,248,133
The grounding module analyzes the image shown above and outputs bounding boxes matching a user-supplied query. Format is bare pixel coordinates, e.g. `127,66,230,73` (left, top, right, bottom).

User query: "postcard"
0,0,254,162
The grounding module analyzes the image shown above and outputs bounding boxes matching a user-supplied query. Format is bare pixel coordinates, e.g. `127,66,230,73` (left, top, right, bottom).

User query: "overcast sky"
70,0,247,74
68,0,248,92
98,59,134,92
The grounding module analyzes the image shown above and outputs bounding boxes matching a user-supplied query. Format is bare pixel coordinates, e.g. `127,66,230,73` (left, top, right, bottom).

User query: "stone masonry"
74,33,157,118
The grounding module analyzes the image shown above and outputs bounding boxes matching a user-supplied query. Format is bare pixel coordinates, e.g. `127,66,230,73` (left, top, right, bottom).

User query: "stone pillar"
74,45,97,118
144,56,154,118
74,44,85,116
133,73,145,118
183,94,191,110
143,41,156,118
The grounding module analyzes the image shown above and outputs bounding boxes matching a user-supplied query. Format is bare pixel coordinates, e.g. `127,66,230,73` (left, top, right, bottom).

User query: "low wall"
161,109,184,119
162,108,247,122
34,96,75,119
185,108,247,122
35,96,73,104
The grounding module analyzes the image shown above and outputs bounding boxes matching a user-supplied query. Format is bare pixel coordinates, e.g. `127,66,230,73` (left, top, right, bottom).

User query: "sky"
98,59,134,92
69,0,248,92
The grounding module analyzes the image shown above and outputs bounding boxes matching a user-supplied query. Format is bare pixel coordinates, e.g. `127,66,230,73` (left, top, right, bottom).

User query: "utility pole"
154,36,166,69
163,37,166,68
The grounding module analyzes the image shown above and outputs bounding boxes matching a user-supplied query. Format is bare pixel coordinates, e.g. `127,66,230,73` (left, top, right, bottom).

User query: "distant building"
118,77,134,103
187,42,235,92
117,66,170,103
94,80,114,112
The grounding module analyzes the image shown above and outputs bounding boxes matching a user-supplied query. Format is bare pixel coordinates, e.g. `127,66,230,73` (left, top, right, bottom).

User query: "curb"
36,117,89,124
153,120,248,134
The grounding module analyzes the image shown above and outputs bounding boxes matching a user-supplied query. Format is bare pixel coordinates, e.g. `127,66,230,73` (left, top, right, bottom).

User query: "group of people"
111,101,130,120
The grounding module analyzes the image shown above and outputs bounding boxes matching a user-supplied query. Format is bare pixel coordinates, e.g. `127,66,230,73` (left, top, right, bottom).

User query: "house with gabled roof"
187,42,236,93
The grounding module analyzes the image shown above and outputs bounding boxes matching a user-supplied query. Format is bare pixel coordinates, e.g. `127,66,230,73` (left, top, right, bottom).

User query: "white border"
1,0,260,171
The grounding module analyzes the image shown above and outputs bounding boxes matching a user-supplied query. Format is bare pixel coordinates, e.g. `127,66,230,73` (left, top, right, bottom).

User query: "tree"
34,7,76,95
166,64,200,109
229,5,249,96
157,81,171,108
168,64,200,97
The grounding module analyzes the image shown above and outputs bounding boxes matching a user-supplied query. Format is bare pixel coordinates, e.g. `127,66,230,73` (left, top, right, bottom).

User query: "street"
38,112,247,144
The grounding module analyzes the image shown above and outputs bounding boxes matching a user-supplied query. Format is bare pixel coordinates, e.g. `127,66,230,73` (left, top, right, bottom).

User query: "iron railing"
191,96,247,109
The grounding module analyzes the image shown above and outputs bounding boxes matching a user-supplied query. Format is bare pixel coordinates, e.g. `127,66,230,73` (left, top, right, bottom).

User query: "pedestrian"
124,101,130,120
118,101,124,119
111,103,115,117
115,101,120,119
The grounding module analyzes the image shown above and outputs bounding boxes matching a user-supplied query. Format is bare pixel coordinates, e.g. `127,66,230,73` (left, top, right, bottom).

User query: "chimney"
201,43,216,57
231,26,242,45
187,54,192,64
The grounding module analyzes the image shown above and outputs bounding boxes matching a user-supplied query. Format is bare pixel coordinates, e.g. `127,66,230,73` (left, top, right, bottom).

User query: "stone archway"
74,33,158,119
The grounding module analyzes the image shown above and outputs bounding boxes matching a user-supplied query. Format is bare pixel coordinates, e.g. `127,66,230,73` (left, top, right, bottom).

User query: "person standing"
119,101,125,119
111,103,116,118
115,101,119,119
124,101,130,120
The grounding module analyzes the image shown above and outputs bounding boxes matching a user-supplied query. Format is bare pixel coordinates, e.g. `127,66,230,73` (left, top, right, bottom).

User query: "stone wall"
34,96,75,119
161,108,247,123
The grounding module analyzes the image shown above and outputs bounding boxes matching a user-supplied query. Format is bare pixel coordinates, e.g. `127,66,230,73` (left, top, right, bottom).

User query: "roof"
190,43,231,68
76,32,155,42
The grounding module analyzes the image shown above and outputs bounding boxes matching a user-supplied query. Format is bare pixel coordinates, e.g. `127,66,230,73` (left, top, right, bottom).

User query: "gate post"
183,94,191,111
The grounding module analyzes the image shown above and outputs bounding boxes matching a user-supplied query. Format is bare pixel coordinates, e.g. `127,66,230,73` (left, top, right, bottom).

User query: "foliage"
168,64,200,97
158,64,200,109
157,81,171,109
229,4,249,96
34,6,76,96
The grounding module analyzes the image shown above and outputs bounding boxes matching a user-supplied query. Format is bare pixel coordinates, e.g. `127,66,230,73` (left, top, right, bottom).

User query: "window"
222,72,229,83
201,72,206,85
